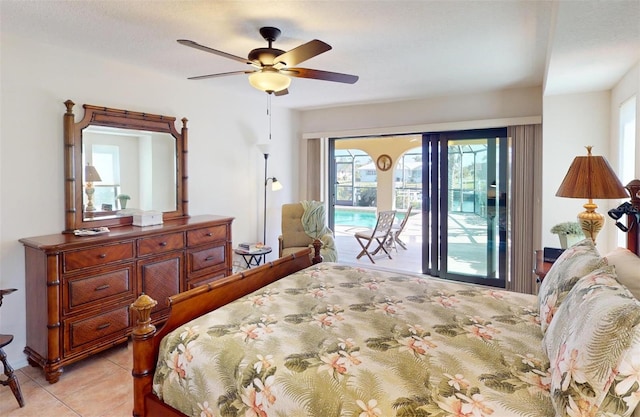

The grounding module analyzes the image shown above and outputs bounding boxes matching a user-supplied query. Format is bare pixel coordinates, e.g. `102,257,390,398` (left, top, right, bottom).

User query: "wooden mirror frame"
63,100,189,232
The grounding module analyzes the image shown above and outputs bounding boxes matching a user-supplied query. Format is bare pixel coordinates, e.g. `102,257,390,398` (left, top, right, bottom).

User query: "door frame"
423,128,508,287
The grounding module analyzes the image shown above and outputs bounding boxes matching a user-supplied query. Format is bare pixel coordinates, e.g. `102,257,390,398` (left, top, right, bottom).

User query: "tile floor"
0,343,133,417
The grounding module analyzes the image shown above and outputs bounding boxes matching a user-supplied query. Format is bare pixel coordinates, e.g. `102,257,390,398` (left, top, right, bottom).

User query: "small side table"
234,247,273,269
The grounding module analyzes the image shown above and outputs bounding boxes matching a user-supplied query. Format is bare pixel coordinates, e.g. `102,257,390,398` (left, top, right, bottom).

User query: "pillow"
543,266,640,417
538,238,606,333
605,247,640,300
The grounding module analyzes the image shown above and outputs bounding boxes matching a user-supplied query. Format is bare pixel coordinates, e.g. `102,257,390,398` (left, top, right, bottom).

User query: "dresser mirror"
64,100,189,232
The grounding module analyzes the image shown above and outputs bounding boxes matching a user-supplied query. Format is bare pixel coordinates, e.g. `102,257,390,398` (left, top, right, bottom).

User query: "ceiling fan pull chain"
268,93,272,140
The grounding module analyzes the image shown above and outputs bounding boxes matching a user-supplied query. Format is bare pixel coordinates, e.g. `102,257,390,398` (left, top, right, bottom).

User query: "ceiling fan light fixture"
248,68,291,94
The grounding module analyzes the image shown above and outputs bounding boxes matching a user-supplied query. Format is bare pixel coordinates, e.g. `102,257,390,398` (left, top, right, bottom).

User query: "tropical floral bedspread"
153,263,553,417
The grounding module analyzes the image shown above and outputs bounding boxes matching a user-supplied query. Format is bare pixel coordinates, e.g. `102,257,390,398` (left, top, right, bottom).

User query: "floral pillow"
538,238,606,334
543,266,640,417
605,247,640,300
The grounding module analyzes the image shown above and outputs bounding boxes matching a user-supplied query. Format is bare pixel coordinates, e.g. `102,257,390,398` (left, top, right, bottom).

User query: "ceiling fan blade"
283,68,359,84
274,40,331,67
187,70,255,80
177,39,253,65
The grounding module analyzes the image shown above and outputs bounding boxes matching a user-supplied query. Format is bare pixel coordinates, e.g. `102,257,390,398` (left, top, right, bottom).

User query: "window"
91,145,121,210
617,95,636,246
619,96,637,184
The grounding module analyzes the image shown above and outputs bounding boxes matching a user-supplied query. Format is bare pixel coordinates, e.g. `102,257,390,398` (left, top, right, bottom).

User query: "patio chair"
355,210,396,263
387,205,413,251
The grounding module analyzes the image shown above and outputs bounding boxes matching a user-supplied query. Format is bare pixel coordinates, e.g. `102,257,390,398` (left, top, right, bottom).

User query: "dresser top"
20,215,234,251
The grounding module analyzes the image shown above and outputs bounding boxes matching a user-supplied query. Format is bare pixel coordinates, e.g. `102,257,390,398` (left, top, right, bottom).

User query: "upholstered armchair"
278,202,337,262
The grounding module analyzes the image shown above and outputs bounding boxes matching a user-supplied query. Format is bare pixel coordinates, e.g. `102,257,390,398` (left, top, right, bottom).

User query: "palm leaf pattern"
153,263,640,417
543,266,640,416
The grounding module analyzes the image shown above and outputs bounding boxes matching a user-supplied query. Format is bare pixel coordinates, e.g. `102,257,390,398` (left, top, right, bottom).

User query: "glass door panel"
424,129,508,287
444,139,490,277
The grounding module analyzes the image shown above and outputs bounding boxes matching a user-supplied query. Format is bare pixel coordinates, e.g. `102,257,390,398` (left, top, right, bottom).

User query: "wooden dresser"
20,215,233,383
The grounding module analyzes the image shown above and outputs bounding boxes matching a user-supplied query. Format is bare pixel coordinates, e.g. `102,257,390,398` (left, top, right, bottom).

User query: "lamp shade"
271,178,283,191
248,68,291,93
555,146,628,243
85,164,102,182
555,146,627,199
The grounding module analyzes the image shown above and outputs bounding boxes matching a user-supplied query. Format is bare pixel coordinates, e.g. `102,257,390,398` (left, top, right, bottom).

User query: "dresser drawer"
64,242,134,272
187,224,228,247
188,245,226,275
64,265,134,314
137,232,184,256
64,305,130,354
187,271,226,289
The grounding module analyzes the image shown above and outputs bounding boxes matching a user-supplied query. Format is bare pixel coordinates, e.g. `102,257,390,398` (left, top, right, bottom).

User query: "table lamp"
84,164,102,212
555,146,628,242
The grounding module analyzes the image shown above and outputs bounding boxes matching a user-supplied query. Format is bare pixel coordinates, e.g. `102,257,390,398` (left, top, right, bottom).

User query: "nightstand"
534,249,554,283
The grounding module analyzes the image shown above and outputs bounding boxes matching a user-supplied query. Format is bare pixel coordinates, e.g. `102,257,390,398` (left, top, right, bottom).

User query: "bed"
131,184,640,417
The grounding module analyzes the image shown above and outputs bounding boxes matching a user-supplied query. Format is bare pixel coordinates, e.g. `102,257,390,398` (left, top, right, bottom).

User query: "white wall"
300,87,543,135
541,91,617,253
0,35,297,367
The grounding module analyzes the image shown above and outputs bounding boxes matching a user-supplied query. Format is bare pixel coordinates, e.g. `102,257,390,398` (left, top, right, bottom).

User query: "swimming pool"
334,207,405,228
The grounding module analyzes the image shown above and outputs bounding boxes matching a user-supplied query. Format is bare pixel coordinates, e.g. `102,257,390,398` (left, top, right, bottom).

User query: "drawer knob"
96,323,111,331
95,284,111,291
205,256,215,261
159,242,168,247
206,232,213,237
98,254,107,259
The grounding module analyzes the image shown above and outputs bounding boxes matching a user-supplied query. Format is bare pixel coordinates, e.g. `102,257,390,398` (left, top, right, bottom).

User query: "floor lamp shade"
556,146,628,242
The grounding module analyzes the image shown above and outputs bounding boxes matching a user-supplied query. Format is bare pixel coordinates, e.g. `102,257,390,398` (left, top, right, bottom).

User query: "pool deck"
334,212,423,274
333,210,491,277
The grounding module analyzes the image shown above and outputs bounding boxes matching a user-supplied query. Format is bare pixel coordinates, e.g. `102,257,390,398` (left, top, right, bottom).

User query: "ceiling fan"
177,26,359,95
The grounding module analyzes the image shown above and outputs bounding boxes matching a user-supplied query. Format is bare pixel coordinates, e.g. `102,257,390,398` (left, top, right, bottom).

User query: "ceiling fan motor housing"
248,48,285,65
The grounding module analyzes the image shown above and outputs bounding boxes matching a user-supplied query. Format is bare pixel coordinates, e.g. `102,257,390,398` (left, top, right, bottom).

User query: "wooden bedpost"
130,294,158,417
128,249,316,416
626,179,640,254
312,239,323,264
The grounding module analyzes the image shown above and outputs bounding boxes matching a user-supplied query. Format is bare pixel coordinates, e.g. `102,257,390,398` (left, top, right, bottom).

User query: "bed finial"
627,179,640,210
131,294,158,336
312,239,323,264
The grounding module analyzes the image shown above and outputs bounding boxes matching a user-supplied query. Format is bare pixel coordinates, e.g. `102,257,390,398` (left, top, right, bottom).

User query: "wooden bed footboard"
130,245,320,417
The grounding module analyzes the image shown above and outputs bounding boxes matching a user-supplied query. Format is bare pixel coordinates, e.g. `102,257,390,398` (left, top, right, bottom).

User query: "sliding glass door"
423,128,509,287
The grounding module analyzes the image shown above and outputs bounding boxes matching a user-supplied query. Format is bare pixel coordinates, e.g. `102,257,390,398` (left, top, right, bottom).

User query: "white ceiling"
2,0,639,110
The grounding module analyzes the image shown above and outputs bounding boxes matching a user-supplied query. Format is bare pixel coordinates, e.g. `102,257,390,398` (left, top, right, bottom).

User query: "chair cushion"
281,246,310,258
281,203,313,248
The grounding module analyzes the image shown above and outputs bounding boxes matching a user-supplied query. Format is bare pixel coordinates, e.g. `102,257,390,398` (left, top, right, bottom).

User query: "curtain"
306,138,321,201
507,124,543,294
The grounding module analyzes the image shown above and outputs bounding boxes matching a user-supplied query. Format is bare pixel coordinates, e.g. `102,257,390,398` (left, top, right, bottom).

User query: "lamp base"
85,184,96,212
577,201,604,243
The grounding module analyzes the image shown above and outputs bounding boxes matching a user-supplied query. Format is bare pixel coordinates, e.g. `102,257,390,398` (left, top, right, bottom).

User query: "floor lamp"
262,152,283,244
